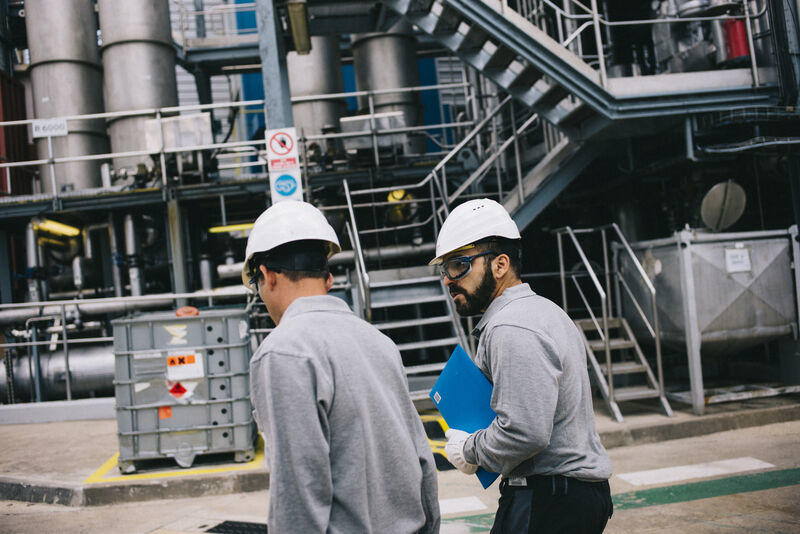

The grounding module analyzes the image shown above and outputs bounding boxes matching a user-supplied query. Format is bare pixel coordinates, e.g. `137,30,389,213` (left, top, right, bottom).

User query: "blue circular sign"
274,174,297,196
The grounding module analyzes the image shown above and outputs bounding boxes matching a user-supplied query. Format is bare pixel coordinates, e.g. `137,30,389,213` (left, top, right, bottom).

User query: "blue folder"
429,345,500,488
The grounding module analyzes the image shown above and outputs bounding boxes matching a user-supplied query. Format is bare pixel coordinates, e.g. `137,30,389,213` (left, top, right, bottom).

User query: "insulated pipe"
25,222,41,302
97,0,178,170
25,0,108,192
0,344,114,402
123,214,143,296
108,214,123,297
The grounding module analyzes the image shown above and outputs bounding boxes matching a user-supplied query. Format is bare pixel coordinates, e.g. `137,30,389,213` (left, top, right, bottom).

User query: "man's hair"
250,240,330,282
476,237,522,277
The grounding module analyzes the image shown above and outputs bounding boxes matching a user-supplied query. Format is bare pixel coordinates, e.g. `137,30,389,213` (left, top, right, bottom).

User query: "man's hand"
445,429,478,474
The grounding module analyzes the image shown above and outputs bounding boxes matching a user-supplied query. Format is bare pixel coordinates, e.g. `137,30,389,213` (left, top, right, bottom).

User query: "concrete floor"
1,395,799,531
1,420,799,532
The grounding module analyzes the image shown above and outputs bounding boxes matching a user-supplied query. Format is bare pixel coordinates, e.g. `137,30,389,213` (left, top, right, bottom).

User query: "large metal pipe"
351,20,424,154
216,242,436,280
97,0,178,170
0,344,114,402
287,35,345,139
25,0,108,192
25,222,41,302
123,214,143,296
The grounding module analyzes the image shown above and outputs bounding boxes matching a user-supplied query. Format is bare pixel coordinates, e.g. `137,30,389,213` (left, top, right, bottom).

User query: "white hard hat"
429,198,520,265
241,200,341,287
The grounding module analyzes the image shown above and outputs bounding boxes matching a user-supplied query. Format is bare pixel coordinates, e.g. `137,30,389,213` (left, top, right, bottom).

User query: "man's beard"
451,263,497,316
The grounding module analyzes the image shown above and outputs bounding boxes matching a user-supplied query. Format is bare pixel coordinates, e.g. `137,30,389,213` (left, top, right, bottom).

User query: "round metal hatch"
701,181,747,232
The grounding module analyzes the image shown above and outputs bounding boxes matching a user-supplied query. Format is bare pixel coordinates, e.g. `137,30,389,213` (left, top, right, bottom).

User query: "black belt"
500,474,607,496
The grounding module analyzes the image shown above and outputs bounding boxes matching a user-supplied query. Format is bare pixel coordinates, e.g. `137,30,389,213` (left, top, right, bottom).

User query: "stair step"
371,294,448,308
433,4,461,35
457,25,489,52
589,338,635,351
484,45,516,71
613,386,662,402
398,337,459,352
533,82,570,110
598,361,647,374
407,0,435,14
575,317,623,330
374,315,453,330
508,64,542,90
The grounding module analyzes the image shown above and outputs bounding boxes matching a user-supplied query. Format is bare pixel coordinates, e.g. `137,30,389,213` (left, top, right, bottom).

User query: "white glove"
445,428,478,475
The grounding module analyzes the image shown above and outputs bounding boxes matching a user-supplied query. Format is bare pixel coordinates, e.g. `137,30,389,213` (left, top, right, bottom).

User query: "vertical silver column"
678,230,705,415
255,0,294,130
25,0,108,192
124,214,143,296
108,214,123,297
97,0,179,171
287,35,345,138
352,20,423,154
25,222,41,302
168,200,188,305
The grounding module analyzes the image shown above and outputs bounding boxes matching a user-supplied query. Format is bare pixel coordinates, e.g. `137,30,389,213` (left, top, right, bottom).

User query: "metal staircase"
343,181,469,403
555,224,673,422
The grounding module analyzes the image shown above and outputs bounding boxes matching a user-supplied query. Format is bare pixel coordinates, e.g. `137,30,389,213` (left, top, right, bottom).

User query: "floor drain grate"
206,520,268,533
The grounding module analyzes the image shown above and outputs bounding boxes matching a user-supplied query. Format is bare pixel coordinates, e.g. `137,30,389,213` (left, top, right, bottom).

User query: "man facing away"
433,199,612,533
243,200,440,534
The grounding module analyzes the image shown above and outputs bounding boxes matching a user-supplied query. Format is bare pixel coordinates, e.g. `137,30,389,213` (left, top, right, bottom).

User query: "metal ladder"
555,224,673,422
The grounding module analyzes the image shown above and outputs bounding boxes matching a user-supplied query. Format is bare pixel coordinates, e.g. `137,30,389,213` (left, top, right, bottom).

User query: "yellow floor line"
83,439,265,484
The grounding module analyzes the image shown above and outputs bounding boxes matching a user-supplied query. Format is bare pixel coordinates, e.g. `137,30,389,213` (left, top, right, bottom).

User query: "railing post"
60,304,72,401
557,232,568,312
367,92,380,169
30,324,42,402
742,0,760,86
652,296,665,396
46,135,57,208
156,110,168,189
509,101,525,206
601,228,612,319
589,0,608,87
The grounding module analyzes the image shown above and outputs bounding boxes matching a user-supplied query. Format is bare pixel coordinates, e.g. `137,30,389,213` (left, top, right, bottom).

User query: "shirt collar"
471,283,535,337
280,294,353,322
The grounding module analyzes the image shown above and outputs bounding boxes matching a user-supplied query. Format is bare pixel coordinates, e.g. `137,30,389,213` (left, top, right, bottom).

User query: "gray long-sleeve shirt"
249,295,440,534
462,283,612,481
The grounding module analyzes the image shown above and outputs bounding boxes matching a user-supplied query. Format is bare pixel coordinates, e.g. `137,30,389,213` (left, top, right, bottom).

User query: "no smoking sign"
265,126,304,202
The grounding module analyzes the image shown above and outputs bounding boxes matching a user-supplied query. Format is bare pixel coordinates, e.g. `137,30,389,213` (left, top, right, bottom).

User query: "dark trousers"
490,475,612,534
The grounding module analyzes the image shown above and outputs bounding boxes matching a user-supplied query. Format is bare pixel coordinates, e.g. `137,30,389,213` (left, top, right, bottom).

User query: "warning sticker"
159,406,173,419
166,351,204,381
169,382,187,397
269,157,298,170
166,379,199,401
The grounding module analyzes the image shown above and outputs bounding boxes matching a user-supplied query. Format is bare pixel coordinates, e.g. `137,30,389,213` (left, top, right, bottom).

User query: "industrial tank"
25,0,108,192
98,0,178,171
351,19,424,154
287,35,345,139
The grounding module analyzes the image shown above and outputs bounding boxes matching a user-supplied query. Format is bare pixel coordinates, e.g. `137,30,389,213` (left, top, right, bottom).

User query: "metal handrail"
349,95,513,197
343,180,371,321
556,226,612,395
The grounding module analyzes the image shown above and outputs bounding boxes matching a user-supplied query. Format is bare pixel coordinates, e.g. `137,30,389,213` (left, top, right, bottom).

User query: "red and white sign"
266,127,299,172
265,126,304,202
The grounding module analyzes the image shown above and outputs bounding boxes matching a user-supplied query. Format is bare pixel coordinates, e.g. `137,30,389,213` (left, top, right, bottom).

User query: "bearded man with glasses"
432,199,613,534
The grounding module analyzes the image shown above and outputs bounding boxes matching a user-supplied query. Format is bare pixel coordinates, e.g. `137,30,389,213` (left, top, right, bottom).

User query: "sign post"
265,127,303,202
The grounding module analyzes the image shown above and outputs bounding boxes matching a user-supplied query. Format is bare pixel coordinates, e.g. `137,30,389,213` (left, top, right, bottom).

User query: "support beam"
254,0,294,130
0,230,12,303
167,199,188,306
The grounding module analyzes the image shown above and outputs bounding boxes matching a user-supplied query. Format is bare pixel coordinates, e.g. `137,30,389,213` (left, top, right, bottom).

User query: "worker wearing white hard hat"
434,199,612,534
245,200,440,534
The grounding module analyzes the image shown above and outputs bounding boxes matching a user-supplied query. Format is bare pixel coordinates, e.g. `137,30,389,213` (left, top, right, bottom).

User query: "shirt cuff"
462,432,478,465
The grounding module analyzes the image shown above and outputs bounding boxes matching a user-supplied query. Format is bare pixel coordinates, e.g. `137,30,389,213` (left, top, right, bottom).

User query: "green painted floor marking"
613,467,800,510
443,468,800,528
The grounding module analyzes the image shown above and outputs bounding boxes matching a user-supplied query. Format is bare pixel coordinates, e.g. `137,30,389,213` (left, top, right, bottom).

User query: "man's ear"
258,264,278,290
325,273,334,292
492,253,510,279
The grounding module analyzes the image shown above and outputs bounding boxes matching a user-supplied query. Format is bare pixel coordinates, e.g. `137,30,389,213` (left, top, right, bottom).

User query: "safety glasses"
439,250,497,281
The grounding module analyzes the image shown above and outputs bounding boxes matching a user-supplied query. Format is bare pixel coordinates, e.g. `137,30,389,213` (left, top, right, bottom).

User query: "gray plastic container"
113,308,256,473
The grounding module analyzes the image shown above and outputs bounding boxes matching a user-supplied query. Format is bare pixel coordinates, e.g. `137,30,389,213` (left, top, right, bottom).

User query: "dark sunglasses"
439,250,497,281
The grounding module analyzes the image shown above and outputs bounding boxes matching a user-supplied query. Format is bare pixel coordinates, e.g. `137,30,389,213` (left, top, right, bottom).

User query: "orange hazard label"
158,406,172,419
167,354,196,366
